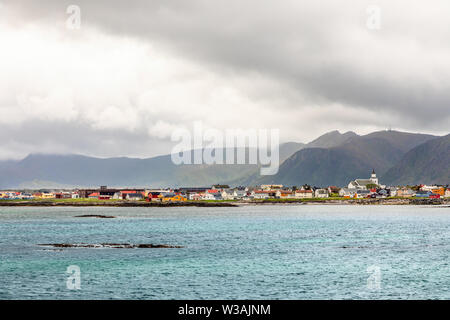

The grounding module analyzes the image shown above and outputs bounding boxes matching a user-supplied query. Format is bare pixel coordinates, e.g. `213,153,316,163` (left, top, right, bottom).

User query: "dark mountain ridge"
0,130,446,188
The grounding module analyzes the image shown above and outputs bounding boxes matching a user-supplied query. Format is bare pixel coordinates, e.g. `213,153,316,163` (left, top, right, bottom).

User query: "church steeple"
370,169,378,185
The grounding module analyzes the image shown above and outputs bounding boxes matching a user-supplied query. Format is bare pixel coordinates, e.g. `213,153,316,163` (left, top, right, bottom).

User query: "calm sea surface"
0,205,449,299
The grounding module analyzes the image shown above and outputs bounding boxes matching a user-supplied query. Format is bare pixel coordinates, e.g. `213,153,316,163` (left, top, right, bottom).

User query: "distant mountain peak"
307,130,358,148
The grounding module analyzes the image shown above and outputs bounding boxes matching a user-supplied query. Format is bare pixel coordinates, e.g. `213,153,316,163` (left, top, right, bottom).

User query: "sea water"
0,205,449,299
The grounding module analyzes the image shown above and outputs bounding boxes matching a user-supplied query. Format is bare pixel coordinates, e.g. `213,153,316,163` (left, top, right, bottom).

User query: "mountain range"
254,131,447,187
0,130,448,189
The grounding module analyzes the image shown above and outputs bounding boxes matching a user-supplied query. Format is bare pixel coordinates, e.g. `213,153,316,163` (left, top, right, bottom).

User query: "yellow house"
40,193,55,199
161,194,187,202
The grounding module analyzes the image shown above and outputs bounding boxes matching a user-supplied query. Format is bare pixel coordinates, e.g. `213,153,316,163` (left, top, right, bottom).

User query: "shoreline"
0,198,448,207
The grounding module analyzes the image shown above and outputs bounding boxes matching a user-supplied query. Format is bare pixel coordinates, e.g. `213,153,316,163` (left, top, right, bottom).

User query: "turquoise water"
0,205,449,299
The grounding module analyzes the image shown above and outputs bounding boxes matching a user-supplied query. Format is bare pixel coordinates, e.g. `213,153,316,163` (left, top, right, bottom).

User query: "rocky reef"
38,243,184,249
74,214,116,218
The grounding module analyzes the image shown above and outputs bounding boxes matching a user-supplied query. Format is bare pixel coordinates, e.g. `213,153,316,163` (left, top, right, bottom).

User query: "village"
0,170,449,202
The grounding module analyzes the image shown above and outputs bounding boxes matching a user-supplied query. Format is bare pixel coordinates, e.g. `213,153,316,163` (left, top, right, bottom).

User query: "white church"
348,169,384,189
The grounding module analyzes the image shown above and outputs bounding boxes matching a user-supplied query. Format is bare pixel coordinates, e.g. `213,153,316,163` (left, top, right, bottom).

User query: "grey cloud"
1,0,449,159
0,120,174,160
9,1,450,121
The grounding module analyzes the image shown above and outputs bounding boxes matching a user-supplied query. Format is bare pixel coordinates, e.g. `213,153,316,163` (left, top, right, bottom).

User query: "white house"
388,188,397,197
252,191,271,199
125,193,143,201
235,190,248,200
260,184,283,190
314,189,329,198
221,190,236,200
339,188,357,198
445,189,450,198
420,185,438,192
294,190,313,198
356,189,371,198
201,193,216,200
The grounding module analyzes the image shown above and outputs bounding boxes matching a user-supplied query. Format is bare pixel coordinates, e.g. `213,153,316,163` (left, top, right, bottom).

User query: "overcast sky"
0,0,449,160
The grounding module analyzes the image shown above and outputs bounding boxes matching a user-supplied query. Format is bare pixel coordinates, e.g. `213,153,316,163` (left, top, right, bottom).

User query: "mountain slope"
253,131,439,187
0,152,260,188
256,147,371,187
279,142,305,162
382,134,450,185
361,130,436,153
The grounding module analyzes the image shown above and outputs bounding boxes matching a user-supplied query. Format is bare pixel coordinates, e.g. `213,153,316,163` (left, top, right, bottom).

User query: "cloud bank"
0,0,449,159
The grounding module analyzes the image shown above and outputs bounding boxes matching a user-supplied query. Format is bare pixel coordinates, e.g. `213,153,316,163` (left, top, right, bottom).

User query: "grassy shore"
0,198,237,207
0,197,448,206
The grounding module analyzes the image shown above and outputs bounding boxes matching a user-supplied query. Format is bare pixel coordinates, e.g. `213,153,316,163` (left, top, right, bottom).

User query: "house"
206,189,223,200
260,184,283,190
431,187,445,197
161,193,187,202
396,187,415,198
112,192,122,200
377,189,388,198
348,170,380,189
88,192,99,199
420,185,438,192
221,190,236,200
294,190,313,198
32,192,42,199
20,193,34,200
188,193,202,201
55,192,72,199
111,190,144,200
235,190,248,200
41,192,56,199
314,189,329,198
415,191,431,198
339,188,357,198
147,192,163,201
414,190,440,199
120,190,138,200
252,190,271,199
356,189,371,198
199,192,215,200
279,190,295,199
387,188,397,197
125,193,144,201
327,186,340,196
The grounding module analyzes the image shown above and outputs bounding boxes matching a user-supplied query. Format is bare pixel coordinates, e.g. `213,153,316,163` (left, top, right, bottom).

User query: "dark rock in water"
136,244,183,248
340,245,370,249
38,243,183,249
74,215,116,218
